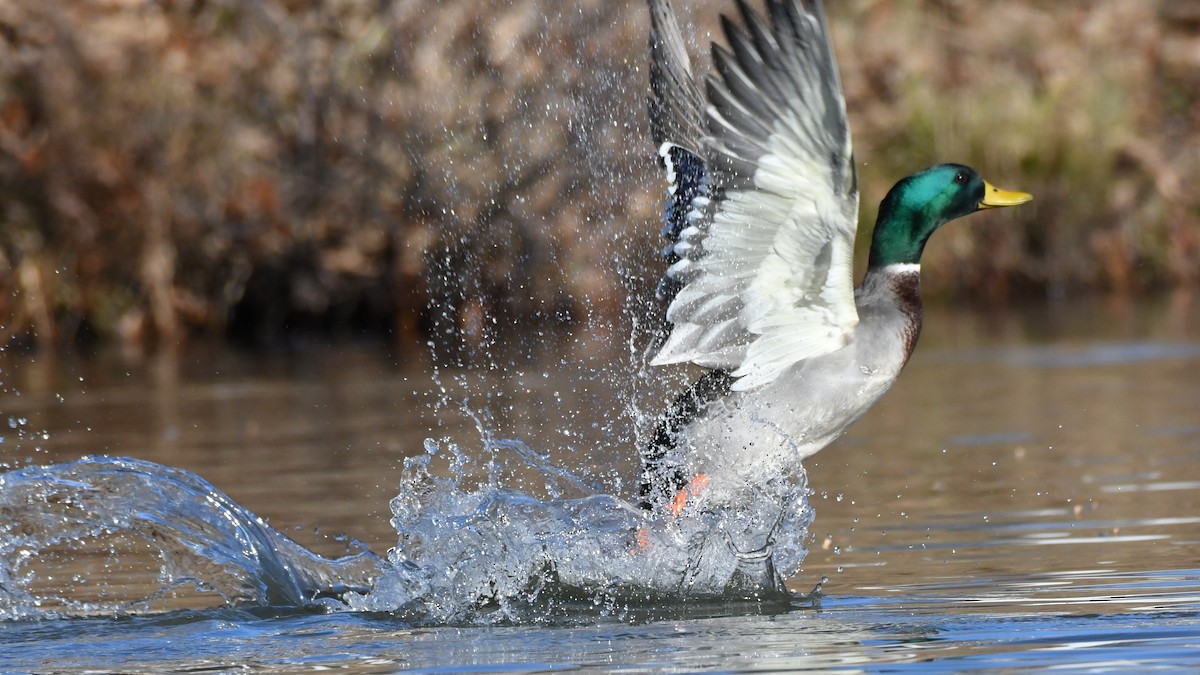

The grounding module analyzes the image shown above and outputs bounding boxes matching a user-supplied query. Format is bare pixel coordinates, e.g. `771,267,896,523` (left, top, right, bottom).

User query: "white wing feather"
649,0,860,392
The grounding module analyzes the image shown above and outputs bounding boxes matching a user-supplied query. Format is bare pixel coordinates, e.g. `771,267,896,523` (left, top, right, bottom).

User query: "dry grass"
0,0,1198,350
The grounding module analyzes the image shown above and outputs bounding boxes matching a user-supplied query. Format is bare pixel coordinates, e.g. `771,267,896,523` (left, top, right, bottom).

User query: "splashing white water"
0,432,813,624
343,430,813,623
0,456,380,620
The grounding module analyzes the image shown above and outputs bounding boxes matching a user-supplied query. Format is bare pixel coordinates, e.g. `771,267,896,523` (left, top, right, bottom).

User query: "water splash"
0,456,381,620
348,434,812,624
0,38,818,618
0,437,813,623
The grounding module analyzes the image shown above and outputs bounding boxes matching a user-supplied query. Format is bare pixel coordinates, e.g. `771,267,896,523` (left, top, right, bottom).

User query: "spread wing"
647,0,860,392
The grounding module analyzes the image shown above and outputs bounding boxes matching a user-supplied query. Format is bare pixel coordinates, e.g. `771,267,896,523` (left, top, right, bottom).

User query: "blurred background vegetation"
0,0,1198,353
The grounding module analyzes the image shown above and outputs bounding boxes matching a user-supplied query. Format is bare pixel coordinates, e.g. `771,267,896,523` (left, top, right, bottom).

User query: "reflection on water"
1,573,1197,671
801,296,1200,597
2,294,1200,668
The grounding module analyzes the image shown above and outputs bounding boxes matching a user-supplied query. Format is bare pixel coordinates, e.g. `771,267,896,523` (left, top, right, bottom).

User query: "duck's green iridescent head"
867,164,1031,268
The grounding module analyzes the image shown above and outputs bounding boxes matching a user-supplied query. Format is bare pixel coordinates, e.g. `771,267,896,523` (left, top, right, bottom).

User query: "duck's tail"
637,369,734,509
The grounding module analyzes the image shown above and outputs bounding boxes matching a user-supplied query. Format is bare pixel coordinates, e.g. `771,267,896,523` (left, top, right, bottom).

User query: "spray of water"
0,456,380,620
0,1,822,624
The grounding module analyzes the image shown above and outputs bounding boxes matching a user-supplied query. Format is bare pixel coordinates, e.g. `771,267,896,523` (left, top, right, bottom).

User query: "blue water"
3,578,1199,672
3,300,1200,671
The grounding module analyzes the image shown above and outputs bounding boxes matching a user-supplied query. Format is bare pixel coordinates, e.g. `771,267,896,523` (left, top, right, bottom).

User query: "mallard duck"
638,0,1031,511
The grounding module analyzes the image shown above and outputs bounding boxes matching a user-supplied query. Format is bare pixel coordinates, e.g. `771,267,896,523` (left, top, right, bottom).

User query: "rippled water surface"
2,296,1200,671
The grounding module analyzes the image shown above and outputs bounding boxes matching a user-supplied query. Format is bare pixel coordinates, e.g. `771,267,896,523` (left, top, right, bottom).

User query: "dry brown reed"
0,0,1197,349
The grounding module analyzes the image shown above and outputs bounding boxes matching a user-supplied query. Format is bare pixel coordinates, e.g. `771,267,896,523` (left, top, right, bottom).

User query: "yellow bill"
978,180,1033,209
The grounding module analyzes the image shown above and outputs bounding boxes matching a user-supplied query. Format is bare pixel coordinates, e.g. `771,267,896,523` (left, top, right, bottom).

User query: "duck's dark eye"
954,171,967,184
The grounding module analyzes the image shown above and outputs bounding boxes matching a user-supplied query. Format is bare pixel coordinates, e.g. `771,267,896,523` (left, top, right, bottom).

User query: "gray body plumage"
648,267,922,507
